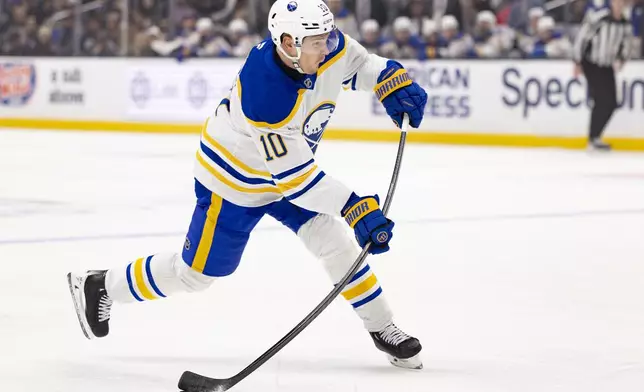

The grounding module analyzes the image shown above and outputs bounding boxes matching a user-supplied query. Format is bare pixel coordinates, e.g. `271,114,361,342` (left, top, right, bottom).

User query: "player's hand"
614,61,624,73
376,61,427,129
573,63,583,78
342,193,394,255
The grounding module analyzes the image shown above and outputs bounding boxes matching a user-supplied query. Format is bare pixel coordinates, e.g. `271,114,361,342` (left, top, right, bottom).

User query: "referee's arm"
616,24,634,70
573,19,593,65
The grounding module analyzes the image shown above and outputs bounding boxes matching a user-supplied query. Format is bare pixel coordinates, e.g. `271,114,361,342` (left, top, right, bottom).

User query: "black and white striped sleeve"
572,10,606,64
573,21,592,64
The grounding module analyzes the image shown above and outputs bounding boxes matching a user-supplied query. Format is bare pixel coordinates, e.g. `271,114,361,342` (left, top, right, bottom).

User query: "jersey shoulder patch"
238,41,304,129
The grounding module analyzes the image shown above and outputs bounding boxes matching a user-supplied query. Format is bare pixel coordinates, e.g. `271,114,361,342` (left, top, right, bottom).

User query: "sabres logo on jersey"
303,101,335,153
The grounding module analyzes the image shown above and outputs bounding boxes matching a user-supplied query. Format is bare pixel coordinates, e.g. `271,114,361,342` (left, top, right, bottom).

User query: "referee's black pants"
582,60,618,141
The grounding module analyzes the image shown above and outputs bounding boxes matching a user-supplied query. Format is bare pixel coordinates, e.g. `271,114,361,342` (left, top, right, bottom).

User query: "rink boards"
0,57,642,150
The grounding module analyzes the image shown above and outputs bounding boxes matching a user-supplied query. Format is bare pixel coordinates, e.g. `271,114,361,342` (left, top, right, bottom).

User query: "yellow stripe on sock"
134,257,156,300
192,193,223,273
342,274,378,301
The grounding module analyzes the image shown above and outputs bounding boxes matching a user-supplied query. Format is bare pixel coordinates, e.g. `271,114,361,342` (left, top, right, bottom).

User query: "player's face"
299,30,339,73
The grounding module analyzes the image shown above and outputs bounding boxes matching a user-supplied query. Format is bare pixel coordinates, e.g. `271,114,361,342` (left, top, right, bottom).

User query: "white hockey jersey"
193,32,391,216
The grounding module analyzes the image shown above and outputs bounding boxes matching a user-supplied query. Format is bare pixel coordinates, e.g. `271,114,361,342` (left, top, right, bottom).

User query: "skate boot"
588,138,611,151
370,322,423,369
67,270,113,339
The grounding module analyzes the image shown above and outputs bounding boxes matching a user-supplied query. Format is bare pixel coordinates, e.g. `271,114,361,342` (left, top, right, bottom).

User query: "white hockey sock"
298,214,393,332
105,252,216,304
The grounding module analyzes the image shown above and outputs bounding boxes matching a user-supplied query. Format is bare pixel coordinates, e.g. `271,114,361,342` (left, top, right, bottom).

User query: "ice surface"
1,128,644,392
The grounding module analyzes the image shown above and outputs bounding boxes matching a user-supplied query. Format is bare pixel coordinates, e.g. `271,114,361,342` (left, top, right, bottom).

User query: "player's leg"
68,181,264,340
266,200,422,369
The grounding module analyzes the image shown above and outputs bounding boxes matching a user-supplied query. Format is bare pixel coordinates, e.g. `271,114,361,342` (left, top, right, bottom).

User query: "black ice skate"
588,138,612,151
67,270,113,339
370,322,423,369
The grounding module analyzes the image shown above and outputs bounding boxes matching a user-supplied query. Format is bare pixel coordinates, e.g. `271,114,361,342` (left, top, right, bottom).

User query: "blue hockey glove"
374,61,427,129
342,193,394,255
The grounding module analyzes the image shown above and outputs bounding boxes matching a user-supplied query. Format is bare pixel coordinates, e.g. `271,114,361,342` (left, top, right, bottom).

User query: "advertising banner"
333,60,643,137
126,59,242,122
2,57,641,141
0,58,123,120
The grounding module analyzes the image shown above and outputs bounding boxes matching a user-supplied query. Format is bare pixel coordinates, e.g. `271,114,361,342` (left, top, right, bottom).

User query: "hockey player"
438,15,474,58
468,11,505,58
527,16,573,59
419,19,448,60
68,0,428,370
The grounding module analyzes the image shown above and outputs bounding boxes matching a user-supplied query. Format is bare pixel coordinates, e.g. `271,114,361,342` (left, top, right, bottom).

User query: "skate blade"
386,353,423,370
67,272,94,340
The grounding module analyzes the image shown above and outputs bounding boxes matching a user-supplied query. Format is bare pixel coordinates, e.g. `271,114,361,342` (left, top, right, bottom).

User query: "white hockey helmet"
422,18,437,36
268,0,339,71
229,18,249,34
537,16,555,32
440,15,459,32
529,7,545,20
361,19,380,35
476,10,497,26
196,17,214,33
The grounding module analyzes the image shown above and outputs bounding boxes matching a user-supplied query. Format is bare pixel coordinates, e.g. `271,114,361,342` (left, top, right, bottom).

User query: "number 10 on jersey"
260,133,288,161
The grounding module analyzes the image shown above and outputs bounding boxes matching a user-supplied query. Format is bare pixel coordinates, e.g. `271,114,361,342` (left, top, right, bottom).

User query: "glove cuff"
343,197,380,228
374,69,412,102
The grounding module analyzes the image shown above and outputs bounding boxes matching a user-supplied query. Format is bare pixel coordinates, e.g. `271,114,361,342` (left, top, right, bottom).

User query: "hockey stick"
178,114,410,392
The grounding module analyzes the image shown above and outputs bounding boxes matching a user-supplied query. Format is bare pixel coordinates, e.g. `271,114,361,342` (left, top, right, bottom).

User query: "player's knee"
298,214,355,260
174,256,217,292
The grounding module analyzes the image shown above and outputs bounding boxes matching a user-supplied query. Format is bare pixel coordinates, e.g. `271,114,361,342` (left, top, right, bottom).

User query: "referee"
573,0,633,151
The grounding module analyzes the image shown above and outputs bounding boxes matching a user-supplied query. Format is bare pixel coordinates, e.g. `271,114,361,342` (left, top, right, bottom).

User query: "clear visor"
300,28,339,55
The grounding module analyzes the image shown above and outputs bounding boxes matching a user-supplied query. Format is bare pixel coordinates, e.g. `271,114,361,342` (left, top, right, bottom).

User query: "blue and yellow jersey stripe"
269,159,327,201
197,118,282,195
191,192,223,274
197,120,327,201
238,75,307,130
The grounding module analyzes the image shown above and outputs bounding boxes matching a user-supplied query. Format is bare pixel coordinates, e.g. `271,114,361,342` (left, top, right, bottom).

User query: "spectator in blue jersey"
359,19,385,54
379,16,424,59
175,17,231,60
228,19,262,57
176,12,198,38
527,6,545,36
439,14,473,58
517,7,544,52
527,15,572,58
468,10,504,57
508,0,545,32
194,18,233,57
418,18,447,59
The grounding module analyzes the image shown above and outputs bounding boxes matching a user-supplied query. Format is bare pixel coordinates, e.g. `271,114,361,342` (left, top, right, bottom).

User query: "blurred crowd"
0,0,642,59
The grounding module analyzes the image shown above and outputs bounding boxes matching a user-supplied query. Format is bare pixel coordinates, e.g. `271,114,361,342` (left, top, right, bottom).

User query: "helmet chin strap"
277,44,306,74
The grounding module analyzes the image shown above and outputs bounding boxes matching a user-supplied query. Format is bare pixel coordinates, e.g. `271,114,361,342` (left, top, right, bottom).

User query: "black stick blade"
178,371,230,392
